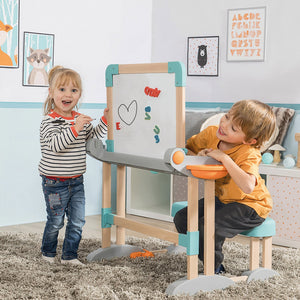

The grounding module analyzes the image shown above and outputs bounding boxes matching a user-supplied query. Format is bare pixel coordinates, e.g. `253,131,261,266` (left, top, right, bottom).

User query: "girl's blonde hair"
230,100,276,148
44,65,82,115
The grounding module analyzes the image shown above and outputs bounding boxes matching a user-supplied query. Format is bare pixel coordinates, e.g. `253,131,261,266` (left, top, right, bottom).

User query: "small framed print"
0,0,20,68
23,32,55,87
227,7,266,62
187,36,219,76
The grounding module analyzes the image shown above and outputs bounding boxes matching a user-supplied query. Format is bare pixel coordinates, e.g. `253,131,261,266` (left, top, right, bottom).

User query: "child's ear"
243,138,257,145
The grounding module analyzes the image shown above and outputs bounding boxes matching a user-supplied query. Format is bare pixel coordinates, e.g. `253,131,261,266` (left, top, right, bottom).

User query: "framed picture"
187,36,219,76
227,7,266,62
23,32,55,87
0,0,20,68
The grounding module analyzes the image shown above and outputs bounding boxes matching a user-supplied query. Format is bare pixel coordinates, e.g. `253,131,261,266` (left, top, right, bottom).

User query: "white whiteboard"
112,73,177,159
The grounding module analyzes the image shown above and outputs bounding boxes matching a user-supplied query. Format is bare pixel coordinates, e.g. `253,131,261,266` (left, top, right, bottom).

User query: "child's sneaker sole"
42,255,55,264
61,259,85,266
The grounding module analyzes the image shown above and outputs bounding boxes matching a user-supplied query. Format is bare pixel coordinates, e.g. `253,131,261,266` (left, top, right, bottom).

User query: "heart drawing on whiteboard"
118,100,138,126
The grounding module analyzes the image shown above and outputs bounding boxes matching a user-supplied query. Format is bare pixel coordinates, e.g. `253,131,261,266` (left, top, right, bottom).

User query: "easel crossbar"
113,215,179,244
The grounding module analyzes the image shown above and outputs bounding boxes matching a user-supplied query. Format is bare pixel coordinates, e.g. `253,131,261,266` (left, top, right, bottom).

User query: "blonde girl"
39,66,108,265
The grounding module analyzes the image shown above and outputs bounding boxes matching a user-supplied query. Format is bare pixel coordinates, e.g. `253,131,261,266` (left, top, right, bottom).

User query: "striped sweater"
39,110,107,177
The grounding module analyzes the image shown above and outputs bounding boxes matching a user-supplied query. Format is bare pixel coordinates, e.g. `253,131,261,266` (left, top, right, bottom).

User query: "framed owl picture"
187,36,219,76
22,32,55,87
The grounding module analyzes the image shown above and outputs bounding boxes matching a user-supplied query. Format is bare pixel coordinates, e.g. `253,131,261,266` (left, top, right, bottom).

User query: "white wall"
1,0,299,227
0,0,152,103
0,107,105,226
0,0,152,226
152,0,300,103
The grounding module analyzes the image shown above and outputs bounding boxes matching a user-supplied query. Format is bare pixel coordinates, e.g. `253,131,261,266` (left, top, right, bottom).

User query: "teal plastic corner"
105,64,119,87
178,231,199,255
106,139,114,152
168,61,186,87
101,208,114,228
182,148,188,154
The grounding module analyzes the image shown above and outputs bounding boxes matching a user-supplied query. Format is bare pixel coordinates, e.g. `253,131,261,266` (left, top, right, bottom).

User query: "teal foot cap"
166,275,235,296
87,244,143,261
242,268,279,282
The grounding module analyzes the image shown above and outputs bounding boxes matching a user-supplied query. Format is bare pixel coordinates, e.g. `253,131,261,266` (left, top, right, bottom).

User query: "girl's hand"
74,114,93,133
103,107,109,121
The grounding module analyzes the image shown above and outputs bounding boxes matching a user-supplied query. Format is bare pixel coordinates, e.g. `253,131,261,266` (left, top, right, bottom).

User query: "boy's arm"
206,149,256,194
186,127,211,155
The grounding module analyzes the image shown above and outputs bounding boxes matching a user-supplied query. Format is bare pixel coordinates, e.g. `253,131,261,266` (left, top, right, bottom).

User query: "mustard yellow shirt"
186,126,272,218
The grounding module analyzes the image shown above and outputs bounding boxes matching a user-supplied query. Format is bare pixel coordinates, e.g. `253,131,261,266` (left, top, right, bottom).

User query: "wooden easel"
89,63,241,295
99,63,219,280
87,63,282,295
103,62,192,263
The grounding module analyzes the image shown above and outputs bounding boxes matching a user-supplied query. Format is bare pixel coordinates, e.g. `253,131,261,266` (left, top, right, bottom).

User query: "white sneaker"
42,255,55,264
61,259,85,266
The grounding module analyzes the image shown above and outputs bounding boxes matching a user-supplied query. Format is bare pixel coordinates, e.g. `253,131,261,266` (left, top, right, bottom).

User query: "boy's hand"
206,149,227,163
197,148,213,156
197,148,226,163
74,114,93,133
204,148,256,194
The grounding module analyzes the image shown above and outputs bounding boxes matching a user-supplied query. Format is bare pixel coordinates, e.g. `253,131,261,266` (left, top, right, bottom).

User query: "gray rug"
0,233,299,300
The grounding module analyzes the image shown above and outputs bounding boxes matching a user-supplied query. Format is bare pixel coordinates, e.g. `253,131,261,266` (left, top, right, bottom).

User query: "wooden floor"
0,214,251,246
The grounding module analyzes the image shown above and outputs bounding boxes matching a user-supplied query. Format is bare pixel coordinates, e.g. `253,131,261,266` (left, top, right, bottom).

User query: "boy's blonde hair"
43,66,82,115
230,100,276,148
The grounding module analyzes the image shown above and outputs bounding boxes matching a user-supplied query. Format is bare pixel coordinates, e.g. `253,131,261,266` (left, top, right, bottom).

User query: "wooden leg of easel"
250,237,260,270
204,179,215,276
187,177,198,280
116,165,126,245
262,236,272,269
102,162,112,248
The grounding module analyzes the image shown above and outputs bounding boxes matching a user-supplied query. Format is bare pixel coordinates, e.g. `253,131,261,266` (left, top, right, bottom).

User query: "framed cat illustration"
22,32,55,87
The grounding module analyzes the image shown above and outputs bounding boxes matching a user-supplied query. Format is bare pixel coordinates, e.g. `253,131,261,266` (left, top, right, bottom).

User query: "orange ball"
172,151,185,165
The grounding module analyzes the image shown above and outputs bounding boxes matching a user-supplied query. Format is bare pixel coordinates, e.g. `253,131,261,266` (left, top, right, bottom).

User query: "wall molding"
1,101,300,110
186,102,300,110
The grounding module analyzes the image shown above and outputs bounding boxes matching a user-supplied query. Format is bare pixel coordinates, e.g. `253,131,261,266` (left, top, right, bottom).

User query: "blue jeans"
41,175,86,260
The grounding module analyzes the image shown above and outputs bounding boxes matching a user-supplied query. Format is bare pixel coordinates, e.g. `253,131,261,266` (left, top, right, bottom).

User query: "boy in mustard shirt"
174,100,276,274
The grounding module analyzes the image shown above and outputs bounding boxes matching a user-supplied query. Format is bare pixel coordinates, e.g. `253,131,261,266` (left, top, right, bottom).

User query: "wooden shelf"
259,163,300,178
126,168,173,222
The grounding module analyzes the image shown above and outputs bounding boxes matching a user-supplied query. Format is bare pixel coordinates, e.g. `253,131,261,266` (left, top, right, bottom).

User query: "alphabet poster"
106,62,185,160
227,7,266,61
